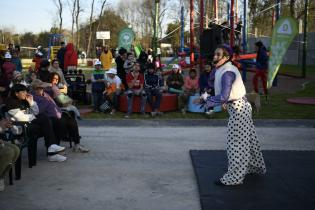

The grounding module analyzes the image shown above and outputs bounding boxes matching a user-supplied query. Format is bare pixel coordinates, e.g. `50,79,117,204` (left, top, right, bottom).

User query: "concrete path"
1,121,315,210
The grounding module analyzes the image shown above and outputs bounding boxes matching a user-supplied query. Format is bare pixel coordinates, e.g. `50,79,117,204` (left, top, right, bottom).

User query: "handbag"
99,100,111,112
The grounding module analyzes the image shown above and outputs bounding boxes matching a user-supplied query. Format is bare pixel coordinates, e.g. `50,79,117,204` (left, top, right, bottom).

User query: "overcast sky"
0,0,117,34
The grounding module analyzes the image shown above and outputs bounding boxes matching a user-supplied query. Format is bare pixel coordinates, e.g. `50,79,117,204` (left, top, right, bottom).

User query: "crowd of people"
0,39,269,191
0,42,89,192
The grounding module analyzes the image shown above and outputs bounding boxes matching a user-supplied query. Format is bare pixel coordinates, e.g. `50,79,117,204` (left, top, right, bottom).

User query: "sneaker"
124,114,130,118
151,111,157,117
48,154,67,162
141,113,149,118
73,144,89,153
181,108,186,114
205,110,215,115
48,144,66,153
0,178,4,192
156,111,163,116
110,109,116,115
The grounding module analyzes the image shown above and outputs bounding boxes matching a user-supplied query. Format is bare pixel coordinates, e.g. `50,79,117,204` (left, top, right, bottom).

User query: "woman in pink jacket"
179,68,199,113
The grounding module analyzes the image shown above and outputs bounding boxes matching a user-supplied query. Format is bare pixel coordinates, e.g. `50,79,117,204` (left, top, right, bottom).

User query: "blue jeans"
145,88,162,111
126,89,147,114
92,92,104,110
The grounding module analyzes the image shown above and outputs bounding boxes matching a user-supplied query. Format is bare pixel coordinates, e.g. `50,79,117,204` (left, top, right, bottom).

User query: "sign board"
96,31,110,40
267,17,298,89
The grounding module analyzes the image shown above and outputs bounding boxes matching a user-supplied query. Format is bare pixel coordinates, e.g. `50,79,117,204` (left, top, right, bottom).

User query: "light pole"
302,0,309,78
153,0,160,57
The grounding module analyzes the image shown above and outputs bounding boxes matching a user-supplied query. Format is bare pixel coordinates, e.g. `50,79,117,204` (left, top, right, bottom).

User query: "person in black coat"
56,42,66,72
115,48,127,90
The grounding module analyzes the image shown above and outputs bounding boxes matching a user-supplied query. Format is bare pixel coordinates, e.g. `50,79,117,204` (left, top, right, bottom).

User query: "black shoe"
214,180,225,186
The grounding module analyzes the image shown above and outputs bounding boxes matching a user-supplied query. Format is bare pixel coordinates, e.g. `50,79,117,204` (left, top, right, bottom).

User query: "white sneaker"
205,110,215,115
48,144,65,153
0,178,5,192
73,144,89,153
48,154,67,162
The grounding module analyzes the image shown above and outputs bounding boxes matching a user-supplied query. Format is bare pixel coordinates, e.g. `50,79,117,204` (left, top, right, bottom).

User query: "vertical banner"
118,28,135,51
267,17,298,89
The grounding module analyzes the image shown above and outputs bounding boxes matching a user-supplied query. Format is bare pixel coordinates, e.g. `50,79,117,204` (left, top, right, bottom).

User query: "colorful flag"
268,17,298,89
118,28,135,51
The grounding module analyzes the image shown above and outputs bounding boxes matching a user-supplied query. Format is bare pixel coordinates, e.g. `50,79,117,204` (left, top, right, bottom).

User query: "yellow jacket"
100,51,113,70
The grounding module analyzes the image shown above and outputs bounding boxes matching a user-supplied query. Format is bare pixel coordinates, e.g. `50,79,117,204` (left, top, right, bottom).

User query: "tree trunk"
71,0,76,43
58,0,63,33
86,0,95,58
75,0,81,49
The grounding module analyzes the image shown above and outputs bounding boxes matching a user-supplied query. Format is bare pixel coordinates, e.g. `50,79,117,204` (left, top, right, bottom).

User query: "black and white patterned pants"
220,98,266,185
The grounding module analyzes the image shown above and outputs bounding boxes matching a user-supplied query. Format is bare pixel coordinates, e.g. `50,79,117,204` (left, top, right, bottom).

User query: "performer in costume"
198,45,266,185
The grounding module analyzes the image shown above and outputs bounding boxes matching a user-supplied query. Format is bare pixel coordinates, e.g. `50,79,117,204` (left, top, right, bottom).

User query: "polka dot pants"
220,99,266,185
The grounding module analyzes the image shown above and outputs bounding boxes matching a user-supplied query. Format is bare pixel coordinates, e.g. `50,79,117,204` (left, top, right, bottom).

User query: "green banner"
118,28,135,51
267,17,298,89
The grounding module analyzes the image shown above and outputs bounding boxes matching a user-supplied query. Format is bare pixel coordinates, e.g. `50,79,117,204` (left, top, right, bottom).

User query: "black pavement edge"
78,119,315,128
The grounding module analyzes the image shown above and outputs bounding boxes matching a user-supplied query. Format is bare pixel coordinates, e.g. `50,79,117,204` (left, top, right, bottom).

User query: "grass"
278,64,315,77
255,81,315,119
81,81,315,120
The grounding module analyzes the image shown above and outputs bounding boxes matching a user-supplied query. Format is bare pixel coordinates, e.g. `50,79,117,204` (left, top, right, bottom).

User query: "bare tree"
75,0,82,49
86,0,96,58
96,0,108,31
53,0,63,33
68,0,77,42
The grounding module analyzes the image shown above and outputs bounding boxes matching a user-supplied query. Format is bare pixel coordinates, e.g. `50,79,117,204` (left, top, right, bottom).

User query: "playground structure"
47,34,65,60
151,0,310,81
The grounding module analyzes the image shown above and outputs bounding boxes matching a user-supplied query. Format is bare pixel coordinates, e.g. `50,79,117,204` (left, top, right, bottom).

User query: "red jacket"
64,43,78,70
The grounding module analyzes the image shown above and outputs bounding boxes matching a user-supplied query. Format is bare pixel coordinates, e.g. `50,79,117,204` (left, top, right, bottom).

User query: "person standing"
253,41,268,95
56,42,66,72
198,45,266,185
11,51,22,72
100,45,113,71
64,43,78,72
0,53,16,98
115,48,128,90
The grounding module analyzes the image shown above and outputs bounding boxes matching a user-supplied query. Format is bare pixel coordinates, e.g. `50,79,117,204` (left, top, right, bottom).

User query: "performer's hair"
216,44,233,61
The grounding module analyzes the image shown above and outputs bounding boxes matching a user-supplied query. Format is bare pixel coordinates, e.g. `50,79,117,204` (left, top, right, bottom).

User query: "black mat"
190,150,315,210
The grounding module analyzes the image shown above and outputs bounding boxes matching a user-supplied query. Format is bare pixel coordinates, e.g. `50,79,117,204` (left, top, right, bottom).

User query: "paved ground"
0,120,315,210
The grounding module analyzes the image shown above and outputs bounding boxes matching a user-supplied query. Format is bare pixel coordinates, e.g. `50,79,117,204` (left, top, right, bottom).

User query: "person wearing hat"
31,79,89,153
196,45,266,185
32,47,44,72
9,71,28,88
91,60,106,112
100,45,113,71
5,83,67,162
103,68,123,115
166,64,184,95
253,41,268,95
144,63,163,117
0,52,16,98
